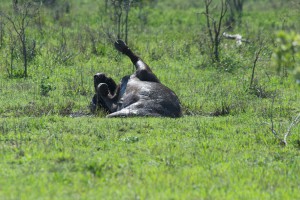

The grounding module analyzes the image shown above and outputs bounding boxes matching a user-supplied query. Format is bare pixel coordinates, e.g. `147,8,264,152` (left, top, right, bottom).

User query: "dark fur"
91,40,182,118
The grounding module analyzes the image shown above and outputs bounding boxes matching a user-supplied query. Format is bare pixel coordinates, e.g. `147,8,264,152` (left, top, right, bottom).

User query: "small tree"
1,2,39,78
249,41,265,89
106,0,134,43
202,0,228,63
226,0,245,28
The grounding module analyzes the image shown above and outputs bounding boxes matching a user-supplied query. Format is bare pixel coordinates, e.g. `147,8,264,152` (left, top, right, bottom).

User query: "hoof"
114,39,128,53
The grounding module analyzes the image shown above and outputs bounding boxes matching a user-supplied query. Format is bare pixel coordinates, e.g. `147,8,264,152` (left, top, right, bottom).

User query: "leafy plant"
40,76,56,96
272,31,300,83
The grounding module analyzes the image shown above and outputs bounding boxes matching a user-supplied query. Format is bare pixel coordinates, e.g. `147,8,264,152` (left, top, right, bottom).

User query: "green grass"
0,0,300,199
0,116,299,199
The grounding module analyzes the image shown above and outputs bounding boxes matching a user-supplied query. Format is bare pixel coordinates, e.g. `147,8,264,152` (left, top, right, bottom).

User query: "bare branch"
250,44,264,88
283,113,300,145
223,32,249,44
203,0,214,47
217,0,228,40
270,94,279,138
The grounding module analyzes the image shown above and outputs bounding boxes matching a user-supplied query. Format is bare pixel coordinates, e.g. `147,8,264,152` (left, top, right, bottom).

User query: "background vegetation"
0,0,299,199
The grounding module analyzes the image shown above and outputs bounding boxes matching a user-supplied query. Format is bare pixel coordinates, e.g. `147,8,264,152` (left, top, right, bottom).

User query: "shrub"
272,31,300,84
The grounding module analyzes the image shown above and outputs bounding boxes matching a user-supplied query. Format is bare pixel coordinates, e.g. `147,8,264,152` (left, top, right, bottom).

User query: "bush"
272,31,300,84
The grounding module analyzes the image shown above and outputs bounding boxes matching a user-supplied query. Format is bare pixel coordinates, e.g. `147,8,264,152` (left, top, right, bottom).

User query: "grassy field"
0,0,300,199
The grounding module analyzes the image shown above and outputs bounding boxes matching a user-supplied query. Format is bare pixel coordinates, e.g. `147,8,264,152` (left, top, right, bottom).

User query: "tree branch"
282,113,300,145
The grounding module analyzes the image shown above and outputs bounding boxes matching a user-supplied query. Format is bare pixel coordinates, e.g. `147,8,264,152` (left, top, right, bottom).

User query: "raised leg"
114,40,160,83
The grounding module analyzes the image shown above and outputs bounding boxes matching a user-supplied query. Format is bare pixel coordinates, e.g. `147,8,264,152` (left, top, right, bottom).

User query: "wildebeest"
91,40,182,118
